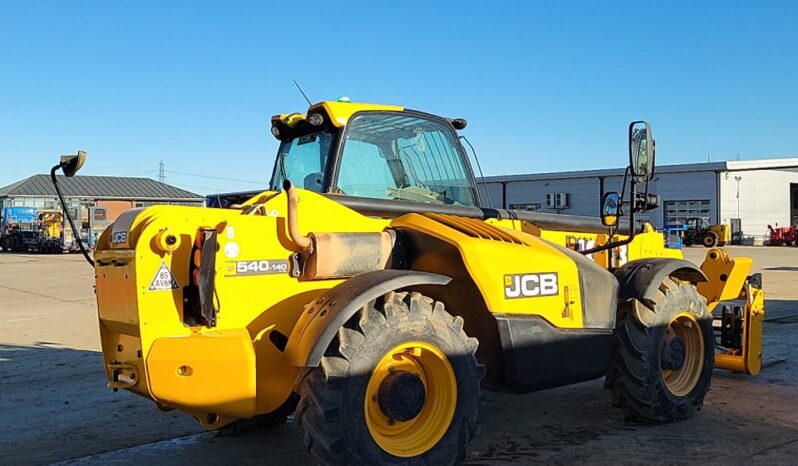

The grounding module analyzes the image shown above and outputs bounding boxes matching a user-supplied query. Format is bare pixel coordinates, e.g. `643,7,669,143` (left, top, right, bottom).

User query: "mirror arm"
50,164,94,267
580,177,639,258
580,228,636,256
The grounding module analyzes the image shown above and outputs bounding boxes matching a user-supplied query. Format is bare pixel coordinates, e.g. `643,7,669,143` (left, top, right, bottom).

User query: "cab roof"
271,101,404,128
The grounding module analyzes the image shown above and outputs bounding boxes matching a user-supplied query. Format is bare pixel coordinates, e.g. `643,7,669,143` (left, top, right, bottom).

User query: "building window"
664,200,711,226
509,203,541,211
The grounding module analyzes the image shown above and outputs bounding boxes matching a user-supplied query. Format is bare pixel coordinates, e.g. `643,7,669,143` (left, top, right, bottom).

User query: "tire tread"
605,280,713,423
295,291,481,465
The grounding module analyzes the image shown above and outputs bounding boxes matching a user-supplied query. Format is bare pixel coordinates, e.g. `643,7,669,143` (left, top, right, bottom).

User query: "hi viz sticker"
149,262,180,291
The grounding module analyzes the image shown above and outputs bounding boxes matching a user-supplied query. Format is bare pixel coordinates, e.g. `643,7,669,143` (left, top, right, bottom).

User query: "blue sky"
1,1,796,194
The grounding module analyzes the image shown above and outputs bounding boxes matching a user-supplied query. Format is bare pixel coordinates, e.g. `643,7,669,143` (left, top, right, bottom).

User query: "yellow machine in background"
55,101,764,465
37,209,63,239
36,209,65,253
684,217,730,247
713,223,731,245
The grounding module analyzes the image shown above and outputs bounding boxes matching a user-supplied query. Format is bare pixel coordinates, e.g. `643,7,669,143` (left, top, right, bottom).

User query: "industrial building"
0,174,204,223
480,158,798,239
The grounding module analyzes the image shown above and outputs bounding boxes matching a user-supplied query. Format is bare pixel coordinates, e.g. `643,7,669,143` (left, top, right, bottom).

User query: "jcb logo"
111,231,127,244
504,273,559,299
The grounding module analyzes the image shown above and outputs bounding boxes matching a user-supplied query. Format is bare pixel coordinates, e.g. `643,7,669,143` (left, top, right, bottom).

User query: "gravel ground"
1,246,796,465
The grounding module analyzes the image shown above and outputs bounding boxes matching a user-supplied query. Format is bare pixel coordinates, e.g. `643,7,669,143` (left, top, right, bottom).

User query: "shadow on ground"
2,299,798,465
0,343,200,465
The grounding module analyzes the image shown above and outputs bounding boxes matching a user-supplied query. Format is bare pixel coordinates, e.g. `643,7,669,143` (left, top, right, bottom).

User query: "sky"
1,1,797,195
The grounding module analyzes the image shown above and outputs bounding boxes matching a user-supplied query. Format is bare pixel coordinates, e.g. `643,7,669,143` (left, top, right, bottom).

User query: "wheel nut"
377,370,426,422
661,335,687,370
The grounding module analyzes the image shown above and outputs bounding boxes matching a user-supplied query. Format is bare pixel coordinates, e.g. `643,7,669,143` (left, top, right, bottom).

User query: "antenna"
292,79,312,106
158,159,166,183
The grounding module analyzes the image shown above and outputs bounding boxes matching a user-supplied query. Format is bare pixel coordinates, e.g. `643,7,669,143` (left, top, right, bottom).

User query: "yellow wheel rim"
364,341,457,458
661,312,704,397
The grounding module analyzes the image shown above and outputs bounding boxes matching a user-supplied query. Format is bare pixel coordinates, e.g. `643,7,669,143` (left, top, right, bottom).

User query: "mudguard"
283,269,451,367
614,258,707,304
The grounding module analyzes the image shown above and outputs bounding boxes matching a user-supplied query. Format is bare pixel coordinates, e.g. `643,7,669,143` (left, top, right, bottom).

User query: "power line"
164,169,265,185
158,159,166,183
170,182,226,192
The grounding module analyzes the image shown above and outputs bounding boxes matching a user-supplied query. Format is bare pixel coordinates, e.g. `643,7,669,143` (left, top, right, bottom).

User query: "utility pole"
158,159,166,183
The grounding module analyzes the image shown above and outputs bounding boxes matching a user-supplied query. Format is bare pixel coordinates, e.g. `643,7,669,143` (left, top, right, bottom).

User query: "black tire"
605,277,714,423
702,232,718,248
295,291,482,465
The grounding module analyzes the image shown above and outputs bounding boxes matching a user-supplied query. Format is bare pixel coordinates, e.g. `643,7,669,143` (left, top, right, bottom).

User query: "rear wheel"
702,232,718,247
295,291,482,465
605,277,714,422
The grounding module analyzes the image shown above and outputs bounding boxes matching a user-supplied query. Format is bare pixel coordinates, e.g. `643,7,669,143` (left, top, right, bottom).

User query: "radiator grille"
424,213,526,245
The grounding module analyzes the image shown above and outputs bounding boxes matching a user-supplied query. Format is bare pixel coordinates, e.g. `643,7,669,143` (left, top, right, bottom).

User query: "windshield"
336,113,478,206
270,131,333,192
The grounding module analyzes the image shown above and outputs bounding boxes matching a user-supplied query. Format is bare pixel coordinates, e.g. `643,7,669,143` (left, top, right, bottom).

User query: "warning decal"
149,262,180,291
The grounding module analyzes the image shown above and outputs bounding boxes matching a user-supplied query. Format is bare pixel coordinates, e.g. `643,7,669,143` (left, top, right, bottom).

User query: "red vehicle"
767,224,798,246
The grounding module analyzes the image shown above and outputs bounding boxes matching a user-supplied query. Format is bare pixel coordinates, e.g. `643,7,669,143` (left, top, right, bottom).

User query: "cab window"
336,113,478,206
271,132,333,192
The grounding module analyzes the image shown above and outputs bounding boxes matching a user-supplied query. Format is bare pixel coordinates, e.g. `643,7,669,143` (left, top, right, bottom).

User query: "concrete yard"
1,247,797,465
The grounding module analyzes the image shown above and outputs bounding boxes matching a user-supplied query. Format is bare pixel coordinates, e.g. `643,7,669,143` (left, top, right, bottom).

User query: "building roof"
0,174,203,201
482,157,798,183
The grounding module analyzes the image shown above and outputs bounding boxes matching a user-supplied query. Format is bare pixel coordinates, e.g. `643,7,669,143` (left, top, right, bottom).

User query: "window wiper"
386,186,445,204
277,153,289,186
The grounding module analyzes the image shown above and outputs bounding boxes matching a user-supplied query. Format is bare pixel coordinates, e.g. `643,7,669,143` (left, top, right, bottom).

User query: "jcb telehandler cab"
54,101,764,465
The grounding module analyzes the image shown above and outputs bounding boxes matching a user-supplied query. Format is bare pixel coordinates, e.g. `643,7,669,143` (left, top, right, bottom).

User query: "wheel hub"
661,334,687,370
365,341,457,457
378,370,426,422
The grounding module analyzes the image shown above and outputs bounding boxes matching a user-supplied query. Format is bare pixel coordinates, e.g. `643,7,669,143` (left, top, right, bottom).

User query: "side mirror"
450,118,468,130
629,121,654,179
601,191,621,227
60,151,87,177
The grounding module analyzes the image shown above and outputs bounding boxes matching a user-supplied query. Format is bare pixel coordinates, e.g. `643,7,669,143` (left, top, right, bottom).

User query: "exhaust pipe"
284,181,312,251
283,181,395,279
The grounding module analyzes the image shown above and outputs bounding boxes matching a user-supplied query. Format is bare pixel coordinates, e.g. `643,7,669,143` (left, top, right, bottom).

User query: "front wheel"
702,232,718,247
605,277,714,423
295,291,482,465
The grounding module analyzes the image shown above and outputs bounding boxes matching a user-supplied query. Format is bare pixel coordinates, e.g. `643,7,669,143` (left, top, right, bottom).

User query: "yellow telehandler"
683,217,730,247
52,101,764,465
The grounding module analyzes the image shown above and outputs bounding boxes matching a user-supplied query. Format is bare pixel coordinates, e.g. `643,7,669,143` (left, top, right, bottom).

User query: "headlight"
308,113,324,126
